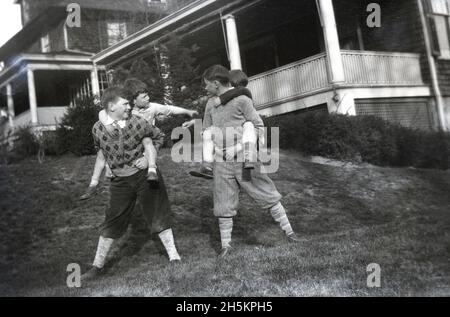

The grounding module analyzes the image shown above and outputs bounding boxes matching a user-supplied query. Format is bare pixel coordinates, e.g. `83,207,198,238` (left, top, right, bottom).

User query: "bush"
55,96,102,156
264,112,450,170
12,126,40,157
39,131,66,156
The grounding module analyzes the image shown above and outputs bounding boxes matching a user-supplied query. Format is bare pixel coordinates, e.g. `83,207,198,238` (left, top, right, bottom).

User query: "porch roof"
92,0,251,66
0,53,104,89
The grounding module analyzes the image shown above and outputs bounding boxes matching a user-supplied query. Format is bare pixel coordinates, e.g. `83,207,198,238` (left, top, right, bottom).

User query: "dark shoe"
189,166,213,180
170,259,182,265
79,185,99,201
218,246,232,259
242,168,252,182
287,233,302,243
147,170,159,189
80,266,104,283
244,161,255,170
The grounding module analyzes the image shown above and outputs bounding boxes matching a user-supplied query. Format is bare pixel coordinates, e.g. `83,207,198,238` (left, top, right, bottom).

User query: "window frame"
429,0,450,59
106,21,128,47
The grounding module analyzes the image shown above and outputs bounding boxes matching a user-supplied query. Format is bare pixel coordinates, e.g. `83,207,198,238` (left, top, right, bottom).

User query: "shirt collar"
104,114,126,128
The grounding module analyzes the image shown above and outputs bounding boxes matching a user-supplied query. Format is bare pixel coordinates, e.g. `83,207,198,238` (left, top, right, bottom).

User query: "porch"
248,50,428,111
0,54,107,139
92,0,435,129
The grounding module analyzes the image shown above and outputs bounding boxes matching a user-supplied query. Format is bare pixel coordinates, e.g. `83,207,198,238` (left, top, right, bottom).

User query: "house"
0,0,187,139
92,0,450,132
1,0,449,141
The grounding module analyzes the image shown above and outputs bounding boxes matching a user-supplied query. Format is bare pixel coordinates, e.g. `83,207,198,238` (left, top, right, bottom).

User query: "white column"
91,65,100,97
27,68,38,125
223,14,242,70
318,0,345,84
6,84,15,128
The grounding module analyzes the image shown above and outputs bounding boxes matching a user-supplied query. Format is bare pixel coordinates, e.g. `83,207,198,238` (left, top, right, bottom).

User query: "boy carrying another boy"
81,86,181,281
80,78,197,199
200,65,301,258
186,69,260,180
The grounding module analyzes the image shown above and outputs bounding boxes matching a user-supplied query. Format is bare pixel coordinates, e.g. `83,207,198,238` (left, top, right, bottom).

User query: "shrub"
264,112,450,170
12,126,40,157
55,96,102,156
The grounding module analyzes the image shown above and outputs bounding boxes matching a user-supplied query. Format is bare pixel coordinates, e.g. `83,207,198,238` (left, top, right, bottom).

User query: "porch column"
223,14,242,70
27,68,38,125
317,0,345,84
6,84,15,128
91,64,100,96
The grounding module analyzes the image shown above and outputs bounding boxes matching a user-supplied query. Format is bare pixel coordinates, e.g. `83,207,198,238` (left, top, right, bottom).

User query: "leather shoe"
287,233,302,243
79,185,99,201
218,246,232,259
189,165,213,180
80,266,104,283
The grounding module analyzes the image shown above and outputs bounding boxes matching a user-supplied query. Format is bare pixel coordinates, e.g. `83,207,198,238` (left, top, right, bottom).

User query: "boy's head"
229,69,249,88
124,78,150,109
202,65,230,96
101,86,131,120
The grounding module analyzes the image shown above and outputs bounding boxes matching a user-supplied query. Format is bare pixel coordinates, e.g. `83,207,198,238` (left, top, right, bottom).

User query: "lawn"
0,148,449,296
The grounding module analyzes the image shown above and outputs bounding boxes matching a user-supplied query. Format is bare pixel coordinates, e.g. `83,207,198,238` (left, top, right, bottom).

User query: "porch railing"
341,50,424,86
248,53,328,109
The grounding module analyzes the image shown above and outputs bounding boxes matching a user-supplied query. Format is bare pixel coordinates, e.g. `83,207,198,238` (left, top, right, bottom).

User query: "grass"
0,148,449,296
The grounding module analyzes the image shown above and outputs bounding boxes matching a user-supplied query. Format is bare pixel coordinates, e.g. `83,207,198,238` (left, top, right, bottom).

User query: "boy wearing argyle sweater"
81,86,181,281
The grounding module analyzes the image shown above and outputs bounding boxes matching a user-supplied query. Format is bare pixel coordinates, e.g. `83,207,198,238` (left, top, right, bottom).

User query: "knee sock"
93,236,114,269
218,217,233,249
243,142,257,164
270,202,293,236
159,228,181,261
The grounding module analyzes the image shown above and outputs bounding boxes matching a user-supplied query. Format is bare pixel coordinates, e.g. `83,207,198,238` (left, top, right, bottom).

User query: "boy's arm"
152,103,197,118
202,100,214,130
90,150,106,186
145,124,165,152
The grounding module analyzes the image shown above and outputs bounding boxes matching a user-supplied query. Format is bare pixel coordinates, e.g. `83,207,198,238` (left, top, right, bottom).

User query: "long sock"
270,202,293,236
243,142,257,164
218,218,233,249
159,229,181,261
92,236,114,269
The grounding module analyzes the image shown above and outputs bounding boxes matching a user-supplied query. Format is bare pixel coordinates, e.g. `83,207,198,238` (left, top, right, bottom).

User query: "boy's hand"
222,143,243,161
187,110,199,118
133,157,148,170
182,119,195,129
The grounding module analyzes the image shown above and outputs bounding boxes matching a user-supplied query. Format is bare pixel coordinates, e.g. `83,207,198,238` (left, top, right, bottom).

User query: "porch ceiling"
182,0,320,61
92,0,249,66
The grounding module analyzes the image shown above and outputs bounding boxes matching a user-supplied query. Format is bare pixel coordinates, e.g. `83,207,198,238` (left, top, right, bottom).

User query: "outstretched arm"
151,103,198,118
168,105,198,117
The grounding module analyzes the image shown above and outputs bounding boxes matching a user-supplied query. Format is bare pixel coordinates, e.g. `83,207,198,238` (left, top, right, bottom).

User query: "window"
148,0,167,4
98,70,110,93
147,0,167,9
41,33,51,53
431,0,450,13
430,0,450,59
107,22,127,46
